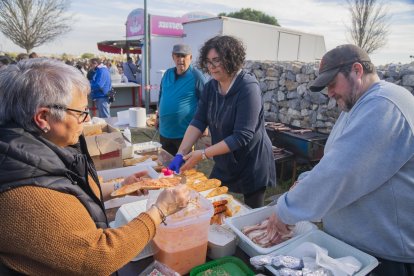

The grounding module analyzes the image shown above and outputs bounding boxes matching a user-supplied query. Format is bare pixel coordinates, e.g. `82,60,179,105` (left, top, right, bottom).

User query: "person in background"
135,55,142,84
157,44,207,156
169,36,276,208
118,66,129,83
266,44,414,276
0,56,10,70
29,52,39,58
122,56,138,83
0,58,190,275
89,58,112,118
16,53,29,61
75,61,87,76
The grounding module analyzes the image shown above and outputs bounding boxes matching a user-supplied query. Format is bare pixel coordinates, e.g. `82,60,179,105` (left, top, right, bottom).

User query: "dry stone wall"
244,60,414,133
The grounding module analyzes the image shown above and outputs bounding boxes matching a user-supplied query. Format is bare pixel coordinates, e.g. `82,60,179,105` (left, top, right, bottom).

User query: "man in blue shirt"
89,58,112,118
157,44,207,155
122,56,138,83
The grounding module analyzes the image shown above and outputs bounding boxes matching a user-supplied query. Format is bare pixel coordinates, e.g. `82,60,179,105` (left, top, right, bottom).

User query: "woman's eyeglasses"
204,58,222,68
47,105,90,123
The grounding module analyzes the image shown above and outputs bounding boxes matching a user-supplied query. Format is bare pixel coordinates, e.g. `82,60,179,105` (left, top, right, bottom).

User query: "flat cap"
172,44,191,55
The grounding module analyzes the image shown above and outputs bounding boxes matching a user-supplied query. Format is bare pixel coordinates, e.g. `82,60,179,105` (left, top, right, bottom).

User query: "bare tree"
0,0,72,53
346,0,390,54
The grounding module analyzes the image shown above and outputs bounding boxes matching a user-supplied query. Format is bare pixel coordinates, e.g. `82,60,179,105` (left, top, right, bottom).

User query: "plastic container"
152,191,214,275
207,224,237,259
111,199,155,261
265,230,379,276
134,141,162,154
225,206,316,257
190,256,255,276
138,260,179,276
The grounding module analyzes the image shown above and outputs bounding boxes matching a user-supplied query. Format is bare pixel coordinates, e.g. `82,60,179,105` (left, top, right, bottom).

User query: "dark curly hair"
198,35,246,75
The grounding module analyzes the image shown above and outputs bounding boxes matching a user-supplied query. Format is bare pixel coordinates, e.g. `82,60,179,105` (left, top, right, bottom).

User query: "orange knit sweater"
0,177,156,275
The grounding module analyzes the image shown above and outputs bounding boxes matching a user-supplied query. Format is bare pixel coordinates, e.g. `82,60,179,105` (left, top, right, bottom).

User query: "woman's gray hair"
0,58,90,133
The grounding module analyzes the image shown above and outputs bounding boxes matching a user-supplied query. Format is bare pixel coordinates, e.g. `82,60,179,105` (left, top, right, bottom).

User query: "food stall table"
88,83,142,117
104,149,265,275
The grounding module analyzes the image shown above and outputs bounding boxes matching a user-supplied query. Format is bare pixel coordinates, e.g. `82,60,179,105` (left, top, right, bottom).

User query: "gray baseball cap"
172,44,191,55
310,44,371,92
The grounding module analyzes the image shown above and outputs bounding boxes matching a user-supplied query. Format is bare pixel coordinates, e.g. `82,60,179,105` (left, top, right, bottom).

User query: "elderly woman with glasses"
0,59,190,275
169,35,276,208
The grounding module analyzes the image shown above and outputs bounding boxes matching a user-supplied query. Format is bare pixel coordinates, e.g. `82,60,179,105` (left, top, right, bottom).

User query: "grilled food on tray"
110,177,181,197
123,154,158,167
188,178,221,192
206,186,228,198
210,199,228,225
181,169,198,176
209,195,242,225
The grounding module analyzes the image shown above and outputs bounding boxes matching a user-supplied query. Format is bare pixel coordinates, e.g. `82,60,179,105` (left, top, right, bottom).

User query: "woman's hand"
123,171,148,196
180,150,203,171
155,184,190,216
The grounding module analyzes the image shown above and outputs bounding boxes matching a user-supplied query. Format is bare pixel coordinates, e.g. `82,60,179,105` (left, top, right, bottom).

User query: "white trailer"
136,16,326,105
182,16,326,63
140,35,181,104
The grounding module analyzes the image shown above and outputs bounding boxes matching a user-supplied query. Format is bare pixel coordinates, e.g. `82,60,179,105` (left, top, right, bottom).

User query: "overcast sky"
0,0,413,65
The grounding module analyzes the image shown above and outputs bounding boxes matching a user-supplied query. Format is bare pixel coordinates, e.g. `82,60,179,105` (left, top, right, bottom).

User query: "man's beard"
341,76,359,112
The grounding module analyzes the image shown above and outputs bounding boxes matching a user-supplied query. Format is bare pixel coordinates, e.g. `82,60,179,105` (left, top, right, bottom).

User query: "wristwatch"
201,149,208,160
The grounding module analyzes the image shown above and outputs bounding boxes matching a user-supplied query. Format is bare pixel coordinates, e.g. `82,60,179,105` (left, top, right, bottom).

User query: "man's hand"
267,213,291,238
155,117,159,130
168,154,184,174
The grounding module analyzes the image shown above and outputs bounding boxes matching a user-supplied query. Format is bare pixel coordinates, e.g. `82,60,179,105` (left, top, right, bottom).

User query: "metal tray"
133,141,162,154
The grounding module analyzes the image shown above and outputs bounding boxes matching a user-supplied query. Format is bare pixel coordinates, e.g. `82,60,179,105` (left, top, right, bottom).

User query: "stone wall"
244,60,414,133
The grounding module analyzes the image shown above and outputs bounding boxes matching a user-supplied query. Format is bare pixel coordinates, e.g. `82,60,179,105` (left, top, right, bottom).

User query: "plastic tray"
190,256,255,276
134,141,162,154
265,230,379,276
225,206,316,256
207,193,250,226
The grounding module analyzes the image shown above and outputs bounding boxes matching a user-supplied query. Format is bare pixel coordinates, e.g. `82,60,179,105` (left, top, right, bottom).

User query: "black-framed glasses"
204,58,222,68
47,105,90,123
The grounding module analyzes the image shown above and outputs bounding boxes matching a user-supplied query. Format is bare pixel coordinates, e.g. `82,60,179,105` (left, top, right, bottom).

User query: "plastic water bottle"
123,127,132,145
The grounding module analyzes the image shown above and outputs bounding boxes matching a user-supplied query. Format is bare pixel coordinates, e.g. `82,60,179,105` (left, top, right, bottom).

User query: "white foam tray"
134,141,162,154
265,230,379,276
101,163,158,209
225,206,316,257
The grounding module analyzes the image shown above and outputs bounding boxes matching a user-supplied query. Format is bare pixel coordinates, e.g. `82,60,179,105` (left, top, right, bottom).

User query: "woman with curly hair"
169,35,276,208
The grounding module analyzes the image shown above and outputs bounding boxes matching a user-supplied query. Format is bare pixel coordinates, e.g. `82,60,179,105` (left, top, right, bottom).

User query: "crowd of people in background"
0,51,142,86
0,51,142,118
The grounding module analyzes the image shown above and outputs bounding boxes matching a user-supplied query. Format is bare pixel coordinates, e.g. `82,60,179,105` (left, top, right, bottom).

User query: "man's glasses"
47,105,90,123
204,58,222,68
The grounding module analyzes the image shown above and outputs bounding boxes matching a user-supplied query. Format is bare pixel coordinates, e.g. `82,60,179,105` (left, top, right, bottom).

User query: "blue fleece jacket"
90,65,112,99
190,70,276,194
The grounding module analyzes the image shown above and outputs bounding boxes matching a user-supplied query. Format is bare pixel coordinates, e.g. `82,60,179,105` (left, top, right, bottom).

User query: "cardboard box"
84,123,125,171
